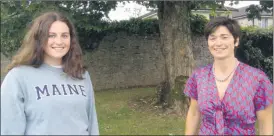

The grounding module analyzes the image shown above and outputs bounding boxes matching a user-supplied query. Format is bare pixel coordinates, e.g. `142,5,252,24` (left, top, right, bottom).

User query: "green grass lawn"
95,87,186,135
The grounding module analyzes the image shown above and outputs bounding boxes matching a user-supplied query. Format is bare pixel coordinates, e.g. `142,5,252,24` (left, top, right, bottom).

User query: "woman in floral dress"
184,17,273,135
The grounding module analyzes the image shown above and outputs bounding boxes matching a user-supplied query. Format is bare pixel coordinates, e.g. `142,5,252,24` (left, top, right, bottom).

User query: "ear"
235,38,239,47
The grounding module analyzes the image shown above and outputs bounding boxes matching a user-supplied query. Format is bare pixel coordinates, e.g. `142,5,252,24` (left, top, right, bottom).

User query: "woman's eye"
62,35,68,38
209,37,216,40
49,35,55,38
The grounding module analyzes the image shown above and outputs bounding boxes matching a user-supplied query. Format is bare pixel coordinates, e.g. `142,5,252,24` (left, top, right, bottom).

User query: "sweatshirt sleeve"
85,72,99,135
1,68,26,135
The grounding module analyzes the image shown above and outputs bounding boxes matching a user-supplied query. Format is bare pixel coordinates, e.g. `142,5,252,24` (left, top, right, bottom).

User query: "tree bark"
156,1,195,111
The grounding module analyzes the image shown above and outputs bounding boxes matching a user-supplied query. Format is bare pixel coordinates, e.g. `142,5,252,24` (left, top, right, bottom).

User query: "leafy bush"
107,18,160,35
190,13,208,35
236,27,273,81
78,18,160,50
79,14,208,50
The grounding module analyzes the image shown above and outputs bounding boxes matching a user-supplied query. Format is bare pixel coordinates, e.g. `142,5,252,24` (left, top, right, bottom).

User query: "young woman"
184,17,273,135
1,11,99,135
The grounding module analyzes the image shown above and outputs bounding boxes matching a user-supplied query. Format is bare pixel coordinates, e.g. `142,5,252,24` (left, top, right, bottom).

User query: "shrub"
236,27,273,81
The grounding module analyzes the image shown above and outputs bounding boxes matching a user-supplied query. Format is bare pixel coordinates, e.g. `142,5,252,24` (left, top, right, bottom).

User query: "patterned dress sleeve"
183,71,198,100
254,71,273,111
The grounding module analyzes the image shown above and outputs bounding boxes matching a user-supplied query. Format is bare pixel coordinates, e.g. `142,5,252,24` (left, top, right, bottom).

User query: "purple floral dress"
184,62,273,135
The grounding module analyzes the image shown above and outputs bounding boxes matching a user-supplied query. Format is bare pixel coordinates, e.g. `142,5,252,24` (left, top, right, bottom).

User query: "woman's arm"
1,69,26,135
257,104,273,135
254,71,273,135
85,72,99,135
185,98,201,135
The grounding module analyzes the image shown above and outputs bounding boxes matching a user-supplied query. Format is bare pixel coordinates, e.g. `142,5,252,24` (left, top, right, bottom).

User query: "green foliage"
108,19,159,35
260,1,273,13
190,14,209,35
236,27,273,81
1,1,117,56
80,14,208,50
1,1,32,57
101,14,207,36
74,18,161,50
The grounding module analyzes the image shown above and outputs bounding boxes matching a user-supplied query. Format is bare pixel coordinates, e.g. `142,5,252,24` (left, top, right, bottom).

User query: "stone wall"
85,32,212,90
191,35,213,68
84,32,165,90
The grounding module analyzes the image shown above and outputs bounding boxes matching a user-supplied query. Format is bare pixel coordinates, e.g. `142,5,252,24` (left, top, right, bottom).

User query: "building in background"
232,6,273,28
138,6,238,20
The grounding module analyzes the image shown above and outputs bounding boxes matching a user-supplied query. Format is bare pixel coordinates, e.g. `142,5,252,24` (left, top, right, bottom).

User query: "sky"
107,1,260,21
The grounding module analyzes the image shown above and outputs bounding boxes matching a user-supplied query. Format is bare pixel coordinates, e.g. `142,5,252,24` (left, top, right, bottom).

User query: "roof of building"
232,6,273,19
192,6,238,11
138,10,157,19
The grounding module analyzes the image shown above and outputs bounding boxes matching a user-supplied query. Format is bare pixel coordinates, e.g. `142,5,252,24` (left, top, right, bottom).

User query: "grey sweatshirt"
1,63,99,135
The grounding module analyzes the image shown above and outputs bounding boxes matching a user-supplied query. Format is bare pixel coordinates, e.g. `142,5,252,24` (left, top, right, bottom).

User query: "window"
261,18,268,28
258,19,261,27
262,18,265,28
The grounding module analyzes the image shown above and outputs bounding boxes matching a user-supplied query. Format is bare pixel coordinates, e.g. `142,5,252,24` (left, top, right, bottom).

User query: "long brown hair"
5,11,86,79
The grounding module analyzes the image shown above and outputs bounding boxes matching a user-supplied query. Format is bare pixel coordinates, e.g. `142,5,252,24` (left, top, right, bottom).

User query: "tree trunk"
156,1,195,113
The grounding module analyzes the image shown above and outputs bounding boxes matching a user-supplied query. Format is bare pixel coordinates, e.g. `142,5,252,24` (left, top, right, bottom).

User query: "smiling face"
208,26,239,60
43,21,71,66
